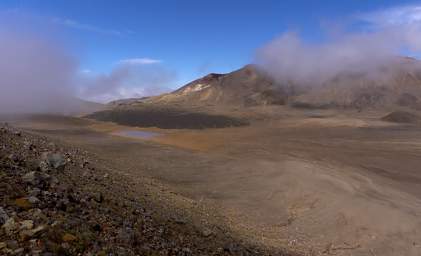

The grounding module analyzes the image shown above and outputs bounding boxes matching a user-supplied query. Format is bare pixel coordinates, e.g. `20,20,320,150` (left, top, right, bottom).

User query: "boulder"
0,207,9,225
45,153,66,170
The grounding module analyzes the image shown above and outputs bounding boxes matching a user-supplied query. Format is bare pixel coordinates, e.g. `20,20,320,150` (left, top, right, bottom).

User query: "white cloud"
118,58,162,65
255,4,421,87
52,17,130,36
83,87,146,103
359,5,421,26
80,69,92,74
356,4,421,52
77,61,175,103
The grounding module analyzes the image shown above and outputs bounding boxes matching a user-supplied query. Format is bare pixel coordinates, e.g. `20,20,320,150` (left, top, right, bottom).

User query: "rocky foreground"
0,124,293,256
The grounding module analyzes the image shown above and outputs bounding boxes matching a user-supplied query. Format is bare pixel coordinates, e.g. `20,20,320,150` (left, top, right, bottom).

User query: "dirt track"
6,108,421,256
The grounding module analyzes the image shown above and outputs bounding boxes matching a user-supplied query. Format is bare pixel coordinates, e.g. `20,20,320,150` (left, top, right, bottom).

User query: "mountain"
109,57,421,112
145,64,290,107
87,58,421,129
290,57,421,110
144,59,421,110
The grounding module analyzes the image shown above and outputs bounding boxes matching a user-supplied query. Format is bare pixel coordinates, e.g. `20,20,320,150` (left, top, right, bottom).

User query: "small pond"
114,130,160,139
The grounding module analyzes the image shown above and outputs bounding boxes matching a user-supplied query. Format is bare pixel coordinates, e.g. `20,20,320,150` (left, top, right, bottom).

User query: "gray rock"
50,176,59,186
202,227,213,237
12,248,24,255
28,188,41,197
29,209,47,223
19,225,46,240
23,140,35,151
173,216,187,224
182,247,192,255
93,192,103,203
223,243,238,253
19,220,34,230
8,154,19,162
2,218,18,235
38,161,49,172
22,171,51,186
46,153,66,169
6,240,18,249
117,227,135,244
27,196,40,205
31,249,43,256
22,172,39,185
0,207,9,225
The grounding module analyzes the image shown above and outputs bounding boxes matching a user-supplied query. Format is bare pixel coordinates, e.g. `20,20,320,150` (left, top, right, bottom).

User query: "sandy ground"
5,108,421,255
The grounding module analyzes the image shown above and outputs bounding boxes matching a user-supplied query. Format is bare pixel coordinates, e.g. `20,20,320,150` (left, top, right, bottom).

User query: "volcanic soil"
4,105,421,256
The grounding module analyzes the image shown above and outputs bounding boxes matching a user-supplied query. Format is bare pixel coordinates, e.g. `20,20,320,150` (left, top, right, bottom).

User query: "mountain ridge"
109,57,421,111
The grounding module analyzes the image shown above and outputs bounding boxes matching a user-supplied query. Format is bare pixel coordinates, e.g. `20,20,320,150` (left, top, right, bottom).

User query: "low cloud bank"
0,12,175,113
78,60,176,103
255,5,421,86
0,28,79,113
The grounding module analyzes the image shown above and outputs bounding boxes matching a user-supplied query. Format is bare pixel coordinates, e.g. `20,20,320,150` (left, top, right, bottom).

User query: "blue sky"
1,0,421,101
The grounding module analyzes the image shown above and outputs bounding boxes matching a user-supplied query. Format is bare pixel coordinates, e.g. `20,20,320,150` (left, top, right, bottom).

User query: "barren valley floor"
6,108,421,256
